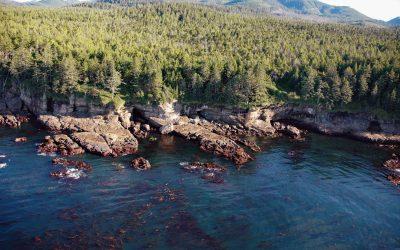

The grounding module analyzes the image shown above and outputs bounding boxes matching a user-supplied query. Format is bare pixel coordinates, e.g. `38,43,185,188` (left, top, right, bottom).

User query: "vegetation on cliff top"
0,3,399,114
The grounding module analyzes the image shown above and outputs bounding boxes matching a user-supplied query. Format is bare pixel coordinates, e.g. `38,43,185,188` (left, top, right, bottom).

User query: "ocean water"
0,124,399,249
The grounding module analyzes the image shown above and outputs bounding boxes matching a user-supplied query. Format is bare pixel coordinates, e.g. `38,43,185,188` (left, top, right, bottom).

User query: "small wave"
179,162,189,166
37,152,57,157
65,168,86,180
113,163,125,170
0,163,7,169
0,155,6,158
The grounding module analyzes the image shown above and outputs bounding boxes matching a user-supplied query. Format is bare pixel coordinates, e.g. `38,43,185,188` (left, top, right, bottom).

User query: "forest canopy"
0,3,399,114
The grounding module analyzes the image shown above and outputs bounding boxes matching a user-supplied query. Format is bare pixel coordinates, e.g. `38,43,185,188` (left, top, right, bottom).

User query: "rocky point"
38,114,138,157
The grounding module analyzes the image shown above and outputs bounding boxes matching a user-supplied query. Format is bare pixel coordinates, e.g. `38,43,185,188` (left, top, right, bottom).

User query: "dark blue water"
0,124,399,249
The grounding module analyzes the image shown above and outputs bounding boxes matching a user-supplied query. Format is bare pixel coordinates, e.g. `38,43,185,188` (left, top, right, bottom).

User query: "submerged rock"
181,162,226,173
131,157,151,170
50,157,92,180
201,172,224,184
382,154,400,186
14,137,28,143
50,168,86,180
181,162,226,184
383,156,400,170
52,157,92,171
388,175,400,186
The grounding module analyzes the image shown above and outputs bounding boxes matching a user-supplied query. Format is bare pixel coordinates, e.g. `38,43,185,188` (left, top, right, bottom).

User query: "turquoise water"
0,124,399,249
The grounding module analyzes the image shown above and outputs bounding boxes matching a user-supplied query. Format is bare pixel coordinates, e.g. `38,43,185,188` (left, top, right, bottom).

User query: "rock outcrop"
0,114,30,128
38,114,138,157
173,121,253,165
70,132,114,156
272,122,303,139
38,134,85,156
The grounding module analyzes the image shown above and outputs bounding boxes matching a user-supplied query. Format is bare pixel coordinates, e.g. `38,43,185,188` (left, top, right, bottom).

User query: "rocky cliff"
1,83,400,165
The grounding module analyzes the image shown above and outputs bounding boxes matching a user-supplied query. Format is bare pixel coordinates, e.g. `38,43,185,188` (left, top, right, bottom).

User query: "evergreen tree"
106,65,122,99
300,68,316,101
358,65,371,100
56,56,79,95
340,78,353,105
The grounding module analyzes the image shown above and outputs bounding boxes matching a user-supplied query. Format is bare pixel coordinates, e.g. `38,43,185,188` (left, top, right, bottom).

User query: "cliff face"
0,82,113,116
132,103,400,145
268,105,400,144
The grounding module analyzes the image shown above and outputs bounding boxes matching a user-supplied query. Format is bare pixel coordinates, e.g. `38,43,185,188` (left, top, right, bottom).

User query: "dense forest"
0,3,399,115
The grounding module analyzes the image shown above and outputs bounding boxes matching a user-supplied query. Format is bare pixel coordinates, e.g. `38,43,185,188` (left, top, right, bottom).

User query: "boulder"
131,157,151,170
37,136,59,155
141,124,151,132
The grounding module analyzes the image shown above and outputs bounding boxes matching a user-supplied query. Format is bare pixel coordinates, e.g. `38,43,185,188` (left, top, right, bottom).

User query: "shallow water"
0,124,399,249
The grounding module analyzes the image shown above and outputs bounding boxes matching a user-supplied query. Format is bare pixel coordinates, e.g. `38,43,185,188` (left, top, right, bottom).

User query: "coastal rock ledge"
38,114,138,157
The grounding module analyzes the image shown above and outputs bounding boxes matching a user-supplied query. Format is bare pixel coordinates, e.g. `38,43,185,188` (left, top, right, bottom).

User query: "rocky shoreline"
1,87,400,170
